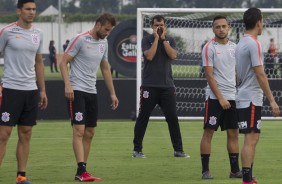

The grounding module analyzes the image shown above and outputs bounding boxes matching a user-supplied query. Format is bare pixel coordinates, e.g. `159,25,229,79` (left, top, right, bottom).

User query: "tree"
80,0,119,14
0,0,17,14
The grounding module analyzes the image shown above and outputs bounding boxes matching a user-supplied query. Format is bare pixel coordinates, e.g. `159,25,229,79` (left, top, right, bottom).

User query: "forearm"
256,72,275,103
206,74,224,100
35,60,46,93
144,39,158,61
59,54,72,87
163,41,177,60
101,69,116,96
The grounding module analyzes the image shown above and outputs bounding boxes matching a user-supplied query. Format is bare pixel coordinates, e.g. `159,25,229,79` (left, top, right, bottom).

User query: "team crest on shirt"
75,112,83,122
143,91,149,98
209,116,217,125
1,112,10,122
229,49,235,58
31,34,40,44
98,44,105,53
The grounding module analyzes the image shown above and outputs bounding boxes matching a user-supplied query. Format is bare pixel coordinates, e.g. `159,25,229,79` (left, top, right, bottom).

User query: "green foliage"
1,120,282,184
0,14,18,23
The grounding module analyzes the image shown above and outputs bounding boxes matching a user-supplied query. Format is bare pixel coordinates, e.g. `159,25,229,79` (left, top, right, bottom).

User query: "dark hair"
243,8,262,30
151,15,165,25
212,15,227,26
17,0,35,9
49,40,54,48
96,13,116,26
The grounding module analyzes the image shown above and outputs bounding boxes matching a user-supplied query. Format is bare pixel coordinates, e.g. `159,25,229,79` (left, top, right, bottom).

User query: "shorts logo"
209,116,217,125
75,112,83,122
31,34,40,44
1,112,10,122
143,91,149,98
238,121,248,129
257,120,262,129
98,44,105,54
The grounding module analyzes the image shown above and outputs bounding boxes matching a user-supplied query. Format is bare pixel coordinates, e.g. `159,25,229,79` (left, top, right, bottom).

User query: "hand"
39,91,48,110
110,94,119,110
218,98,231,110
152,27,160,40
159,26,167,40
65,85,74,101
270,101,280,117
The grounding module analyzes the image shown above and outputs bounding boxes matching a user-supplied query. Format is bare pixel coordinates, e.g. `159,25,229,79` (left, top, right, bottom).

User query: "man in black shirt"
132,15,189,158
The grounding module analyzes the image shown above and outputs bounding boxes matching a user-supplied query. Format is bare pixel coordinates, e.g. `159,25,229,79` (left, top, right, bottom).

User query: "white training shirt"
202,38,237,100
235,34,264,108
0,22,43,90
65,31,108,94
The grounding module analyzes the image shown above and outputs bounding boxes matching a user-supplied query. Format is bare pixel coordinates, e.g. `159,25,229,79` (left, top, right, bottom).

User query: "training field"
1,120,281,184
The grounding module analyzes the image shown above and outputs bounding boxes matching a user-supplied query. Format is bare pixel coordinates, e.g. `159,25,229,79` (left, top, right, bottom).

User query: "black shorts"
67,90,98,127
0,88,38,126
237,103,261,134
203,98,238,131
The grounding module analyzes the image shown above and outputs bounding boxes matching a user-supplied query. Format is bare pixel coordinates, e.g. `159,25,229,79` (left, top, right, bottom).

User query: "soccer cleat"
230,170,243,178
202,171,213,179
16,176,32,184
132,151,146,158
174,151,190,158
75,171,102,182
242,179,258,184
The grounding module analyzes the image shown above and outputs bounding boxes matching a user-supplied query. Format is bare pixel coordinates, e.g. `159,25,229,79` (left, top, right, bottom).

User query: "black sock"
17,171,26,177
242,167,252,182
77,162,86,175
201,154,210,173
229,153,240,173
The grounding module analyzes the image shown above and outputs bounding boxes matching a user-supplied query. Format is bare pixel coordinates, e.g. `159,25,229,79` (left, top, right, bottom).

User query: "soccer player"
200,15,241,179
236,8,280,184
60,13,119,182
0,0,48,184
132,15,189,158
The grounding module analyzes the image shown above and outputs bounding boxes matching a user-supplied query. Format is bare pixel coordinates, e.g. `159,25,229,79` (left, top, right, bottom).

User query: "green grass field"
1,120,281,184
0,64,201,81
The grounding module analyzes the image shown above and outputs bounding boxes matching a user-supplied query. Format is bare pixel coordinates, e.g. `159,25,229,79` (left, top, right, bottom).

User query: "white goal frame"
136,8,282,120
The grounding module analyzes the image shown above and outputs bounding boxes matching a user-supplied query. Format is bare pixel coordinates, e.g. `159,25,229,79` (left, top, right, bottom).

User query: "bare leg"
200,128,214,154
73,124,85,163
0,126,13,166
227,129,239,153
241,132,260,168
17,126,32,172
83,127,95,163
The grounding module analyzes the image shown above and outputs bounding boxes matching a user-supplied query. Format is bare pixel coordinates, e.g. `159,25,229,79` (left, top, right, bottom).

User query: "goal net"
136,8,282,120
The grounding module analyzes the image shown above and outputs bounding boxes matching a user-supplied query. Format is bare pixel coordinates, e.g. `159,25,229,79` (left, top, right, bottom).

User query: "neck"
89,29,98,40
17,19,32,29
215,37,228,44
245,30,258,39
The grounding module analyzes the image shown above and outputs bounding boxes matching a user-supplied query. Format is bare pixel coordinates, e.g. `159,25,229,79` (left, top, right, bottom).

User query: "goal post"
136,8,282,120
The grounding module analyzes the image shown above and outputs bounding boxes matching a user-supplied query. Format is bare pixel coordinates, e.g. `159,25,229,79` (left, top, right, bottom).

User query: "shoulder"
204,39,216,51
0,22,17,36
143,34,153,41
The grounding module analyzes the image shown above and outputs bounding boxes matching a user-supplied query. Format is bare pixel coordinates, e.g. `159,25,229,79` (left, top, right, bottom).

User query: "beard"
96,31,106,39
215,33,228,40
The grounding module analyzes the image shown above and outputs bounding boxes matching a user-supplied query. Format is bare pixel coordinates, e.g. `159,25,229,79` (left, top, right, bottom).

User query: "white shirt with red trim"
235,34,264,108
202,39,236,100
66,31,108,94
0,22,43,90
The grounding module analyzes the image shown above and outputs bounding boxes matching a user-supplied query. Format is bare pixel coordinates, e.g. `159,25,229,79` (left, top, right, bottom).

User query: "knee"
202,129,214,141
84,128,95,139
18,128,32,142
0,130,11,143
